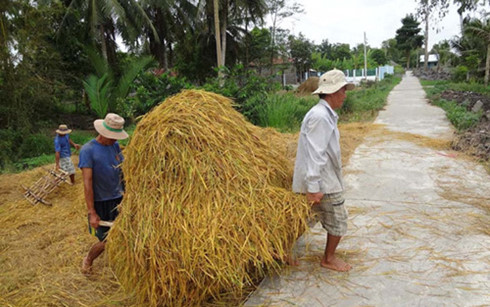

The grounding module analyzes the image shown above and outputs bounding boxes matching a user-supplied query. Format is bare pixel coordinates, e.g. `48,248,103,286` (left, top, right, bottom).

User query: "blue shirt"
78,139,124,201
54,134,71,158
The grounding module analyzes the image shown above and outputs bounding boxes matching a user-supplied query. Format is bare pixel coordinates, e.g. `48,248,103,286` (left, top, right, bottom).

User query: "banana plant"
83,48,154,117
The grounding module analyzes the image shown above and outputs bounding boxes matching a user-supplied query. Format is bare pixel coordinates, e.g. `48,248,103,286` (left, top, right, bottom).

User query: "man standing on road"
293,69,354,272
78,113,128,274
54,124,80,184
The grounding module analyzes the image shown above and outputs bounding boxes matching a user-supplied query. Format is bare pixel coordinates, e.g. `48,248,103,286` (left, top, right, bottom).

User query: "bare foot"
320,257,351,272
81,256,92,275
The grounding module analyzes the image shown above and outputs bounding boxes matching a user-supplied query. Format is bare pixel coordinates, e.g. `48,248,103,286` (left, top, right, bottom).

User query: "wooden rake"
22,168,72,206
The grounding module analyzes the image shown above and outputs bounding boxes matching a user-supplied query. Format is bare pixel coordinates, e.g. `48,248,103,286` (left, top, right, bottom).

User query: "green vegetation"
2,0,488,174
256,93,317,132
1,130,94,173
339,75,402,122
257,75,402,132
421,80,485,131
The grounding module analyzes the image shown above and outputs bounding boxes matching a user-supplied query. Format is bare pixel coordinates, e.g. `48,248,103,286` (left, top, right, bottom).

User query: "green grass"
420,80,486,131
256,93,317,132
339,76,402,122
257,75,402,132
13,154,56,172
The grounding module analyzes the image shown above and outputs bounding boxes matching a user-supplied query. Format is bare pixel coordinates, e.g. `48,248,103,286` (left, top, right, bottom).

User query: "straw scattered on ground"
5,96,467,306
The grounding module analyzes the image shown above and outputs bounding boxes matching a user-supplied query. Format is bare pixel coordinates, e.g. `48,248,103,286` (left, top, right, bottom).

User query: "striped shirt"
292,99,344,194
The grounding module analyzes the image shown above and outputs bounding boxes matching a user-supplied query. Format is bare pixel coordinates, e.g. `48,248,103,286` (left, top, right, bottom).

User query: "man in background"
54,124,80,184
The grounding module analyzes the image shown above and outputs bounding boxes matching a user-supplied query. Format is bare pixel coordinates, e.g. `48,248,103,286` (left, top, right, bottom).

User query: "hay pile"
296,76,319,95
107,89,309,306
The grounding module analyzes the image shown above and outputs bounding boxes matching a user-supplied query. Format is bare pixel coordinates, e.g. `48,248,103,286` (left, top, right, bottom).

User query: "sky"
272,0,488,50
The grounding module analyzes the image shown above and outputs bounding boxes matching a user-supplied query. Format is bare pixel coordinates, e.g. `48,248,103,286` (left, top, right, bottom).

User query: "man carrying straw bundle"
79,113,128,274
293,69,354,272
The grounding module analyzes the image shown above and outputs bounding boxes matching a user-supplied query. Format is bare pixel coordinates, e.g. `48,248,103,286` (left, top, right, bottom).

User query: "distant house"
419,54,439,69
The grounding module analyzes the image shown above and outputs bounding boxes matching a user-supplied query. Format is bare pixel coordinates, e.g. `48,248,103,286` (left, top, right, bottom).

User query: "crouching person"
79,113,128,274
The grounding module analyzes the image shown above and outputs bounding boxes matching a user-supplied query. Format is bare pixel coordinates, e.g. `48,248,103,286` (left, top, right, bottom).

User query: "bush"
433,99,482,131
256,92,316,132
202,65,281,122
122,72,192,119
394,65,405,76
452,65,468,83
0,129,23,169
18,133,53,159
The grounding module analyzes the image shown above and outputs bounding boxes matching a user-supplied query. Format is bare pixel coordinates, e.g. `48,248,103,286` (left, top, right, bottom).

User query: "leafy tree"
135,0,195,70
311,52,331,72
267,0,303,71
61,0,157,75
381,38,401,63
395,14,424,69
464,16,490,86
205,0,268,69
330,43,351,61
0,1,74,130
317,39,333,59
416,0,486,70
431,39,454,69
370,48,388,66
246,27,272,73
288,33,313,82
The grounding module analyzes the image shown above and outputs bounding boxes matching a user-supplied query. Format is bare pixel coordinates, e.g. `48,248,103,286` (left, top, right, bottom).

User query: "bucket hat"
56,124,72,135
312,69,355,95
94,113,129,140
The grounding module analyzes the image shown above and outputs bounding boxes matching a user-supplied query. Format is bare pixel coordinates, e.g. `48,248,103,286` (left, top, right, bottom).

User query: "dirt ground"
440,90,490,162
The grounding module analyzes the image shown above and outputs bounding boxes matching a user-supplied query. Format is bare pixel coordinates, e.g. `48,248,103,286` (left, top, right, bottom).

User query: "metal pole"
364,32,368,80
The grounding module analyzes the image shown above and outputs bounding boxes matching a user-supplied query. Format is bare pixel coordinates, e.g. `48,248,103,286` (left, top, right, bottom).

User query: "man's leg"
320,234,351,271
82,241,105,274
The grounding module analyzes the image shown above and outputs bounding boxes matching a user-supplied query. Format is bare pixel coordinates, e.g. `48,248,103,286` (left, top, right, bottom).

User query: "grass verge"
420,80,484,131
258,75,402,132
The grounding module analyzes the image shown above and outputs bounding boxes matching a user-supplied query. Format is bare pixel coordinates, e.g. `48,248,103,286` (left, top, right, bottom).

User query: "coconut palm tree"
61,0,157,73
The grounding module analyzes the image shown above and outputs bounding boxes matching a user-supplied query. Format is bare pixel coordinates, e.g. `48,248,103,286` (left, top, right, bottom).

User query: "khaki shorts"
59,157,75,175
310,192,348,236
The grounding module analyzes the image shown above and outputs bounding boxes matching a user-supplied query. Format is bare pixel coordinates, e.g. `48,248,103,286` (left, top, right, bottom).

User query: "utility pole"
364,32,368,80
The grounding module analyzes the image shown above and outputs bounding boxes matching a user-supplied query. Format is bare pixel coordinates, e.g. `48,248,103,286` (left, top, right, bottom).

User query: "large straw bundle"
296,76,319,95
107,90,309,306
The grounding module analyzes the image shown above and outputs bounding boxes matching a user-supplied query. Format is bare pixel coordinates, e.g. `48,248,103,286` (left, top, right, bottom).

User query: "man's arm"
305,115,334,204
81,167,99,228
69,138,80,150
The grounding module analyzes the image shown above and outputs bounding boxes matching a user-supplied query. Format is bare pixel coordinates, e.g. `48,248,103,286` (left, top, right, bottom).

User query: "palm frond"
113,56,154,103
83,73,112,117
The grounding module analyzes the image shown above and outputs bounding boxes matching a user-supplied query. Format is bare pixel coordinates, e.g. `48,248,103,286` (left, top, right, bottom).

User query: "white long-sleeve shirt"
292,99,344,194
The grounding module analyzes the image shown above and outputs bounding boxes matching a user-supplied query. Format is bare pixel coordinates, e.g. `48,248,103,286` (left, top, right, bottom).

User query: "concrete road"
245,72,490,306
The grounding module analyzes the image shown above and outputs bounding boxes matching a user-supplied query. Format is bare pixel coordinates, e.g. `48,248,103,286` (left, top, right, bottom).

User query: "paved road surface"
245,72,490,306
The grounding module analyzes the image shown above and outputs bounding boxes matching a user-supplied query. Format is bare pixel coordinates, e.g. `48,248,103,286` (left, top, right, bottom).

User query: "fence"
343,65,394,84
